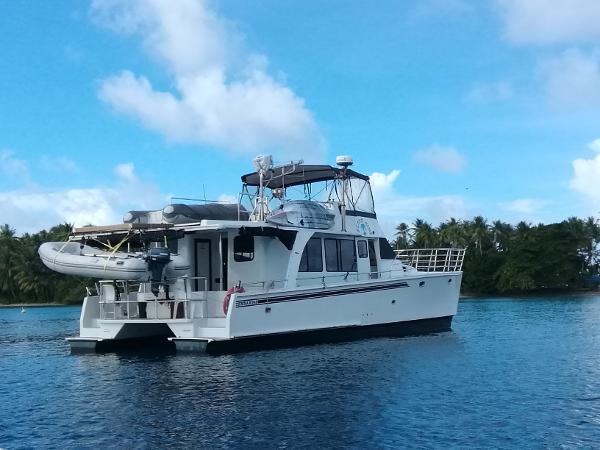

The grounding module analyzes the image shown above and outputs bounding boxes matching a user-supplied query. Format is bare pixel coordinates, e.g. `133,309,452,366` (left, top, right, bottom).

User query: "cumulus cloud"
497,0,600,44
92,0,324,160
570,141,600,208
369,169,468,238
466,81,514,104
0,162,164,233
539,48,600,109
500,198,545,215
369,169,401,192
414,145,466,173
587,138,600,153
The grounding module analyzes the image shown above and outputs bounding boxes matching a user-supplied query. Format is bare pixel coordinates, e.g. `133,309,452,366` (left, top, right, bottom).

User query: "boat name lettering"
236,298,260,308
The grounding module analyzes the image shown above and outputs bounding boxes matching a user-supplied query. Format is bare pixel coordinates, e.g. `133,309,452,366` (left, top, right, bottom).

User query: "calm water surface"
1,296,599,449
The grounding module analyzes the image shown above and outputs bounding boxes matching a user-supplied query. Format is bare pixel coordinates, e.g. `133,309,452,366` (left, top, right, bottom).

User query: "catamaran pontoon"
39,155,465,354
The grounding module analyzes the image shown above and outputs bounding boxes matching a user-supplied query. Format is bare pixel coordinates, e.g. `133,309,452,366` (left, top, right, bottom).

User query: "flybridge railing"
394,248,465,272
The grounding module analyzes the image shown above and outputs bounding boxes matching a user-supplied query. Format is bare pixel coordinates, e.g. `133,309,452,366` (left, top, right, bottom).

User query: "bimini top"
241,164,369,189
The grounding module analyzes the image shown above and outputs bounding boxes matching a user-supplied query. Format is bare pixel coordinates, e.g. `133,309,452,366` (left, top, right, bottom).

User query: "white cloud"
539,48,600,109
587,138,600,153
92,0,324,160
0,149,30,180
0,163,164,233
114,162,137,182
466,81,514,104
414,144,466,173
217,193,238,204
497,0,600,44
500,198,545,214
369,169,401,192
570,152,600,208
369,169,468,238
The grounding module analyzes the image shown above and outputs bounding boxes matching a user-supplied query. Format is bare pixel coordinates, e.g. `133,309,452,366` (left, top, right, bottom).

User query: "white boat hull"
69,272,461,354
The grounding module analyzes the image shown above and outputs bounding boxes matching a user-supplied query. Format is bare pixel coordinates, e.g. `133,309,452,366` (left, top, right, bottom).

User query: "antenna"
336,155,353,168
252,155,274,221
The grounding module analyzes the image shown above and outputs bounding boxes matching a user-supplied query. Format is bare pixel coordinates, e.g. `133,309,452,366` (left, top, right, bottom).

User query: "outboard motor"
145,247,171,297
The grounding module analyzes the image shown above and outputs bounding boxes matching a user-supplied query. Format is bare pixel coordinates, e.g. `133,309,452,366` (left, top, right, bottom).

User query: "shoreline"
0,303,77,308
2,290,599,307
460,289,600,300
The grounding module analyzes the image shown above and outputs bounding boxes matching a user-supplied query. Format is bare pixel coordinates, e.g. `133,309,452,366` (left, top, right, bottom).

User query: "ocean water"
1,296,599,449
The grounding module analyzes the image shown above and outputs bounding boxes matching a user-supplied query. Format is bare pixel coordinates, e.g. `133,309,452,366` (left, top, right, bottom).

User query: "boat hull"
171,315,453,355
68,272,461,354
68,315,452,354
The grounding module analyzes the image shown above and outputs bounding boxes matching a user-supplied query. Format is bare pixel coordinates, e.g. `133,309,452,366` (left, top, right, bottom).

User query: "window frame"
299,237,323,272
233,235,255,262
357,240,368,258
324,238,357,272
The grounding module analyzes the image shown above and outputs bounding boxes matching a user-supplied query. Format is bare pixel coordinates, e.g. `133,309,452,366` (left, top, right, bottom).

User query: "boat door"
368,239,378,279
195,239,212,291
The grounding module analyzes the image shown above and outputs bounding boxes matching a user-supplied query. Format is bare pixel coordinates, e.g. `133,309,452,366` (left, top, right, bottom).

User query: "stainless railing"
94,277,208,320
239,265,425,293
394,248,465,272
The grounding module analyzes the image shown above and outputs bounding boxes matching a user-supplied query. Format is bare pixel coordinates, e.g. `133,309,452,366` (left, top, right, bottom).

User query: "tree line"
393,216,600,294
1,216,599,304
0,223,89,304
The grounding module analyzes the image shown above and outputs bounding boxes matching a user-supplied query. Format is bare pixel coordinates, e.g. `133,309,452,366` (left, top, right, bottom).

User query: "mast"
336,155,353,232
252,155,273,221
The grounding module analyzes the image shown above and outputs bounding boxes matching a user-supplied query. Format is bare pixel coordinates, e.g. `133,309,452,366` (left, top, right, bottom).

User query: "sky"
1,0,600,238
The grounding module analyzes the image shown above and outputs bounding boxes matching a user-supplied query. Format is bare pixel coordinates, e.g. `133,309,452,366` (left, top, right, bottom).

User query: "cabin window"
324,238,357,272
379,238,396,260
299,237,323,272
357,240,368,258
325,239,338,272
234,235,254,262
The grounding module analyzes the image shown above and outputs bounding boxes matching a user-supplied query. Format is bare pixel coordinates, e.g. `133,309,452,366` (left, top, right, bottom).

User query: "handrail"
95,276,209,320
394,248,465,272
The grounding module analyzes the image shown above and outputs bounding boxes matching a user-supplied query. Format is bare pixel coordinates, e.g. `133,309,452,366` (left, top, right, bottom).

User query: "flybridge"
241,163,370,188
240,155,377,230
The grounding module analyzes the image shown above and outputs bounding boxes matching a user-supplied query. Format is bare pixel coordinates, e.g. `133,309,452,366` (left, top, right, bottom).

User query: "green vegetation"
0,223,89,305
1,216,599,304
393,216,600,295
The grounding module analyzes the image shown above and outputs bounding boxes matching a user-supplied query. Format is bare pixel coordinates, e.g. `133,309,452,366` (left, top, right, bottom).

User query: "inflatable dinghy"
39,242,149,280
266,200,335,229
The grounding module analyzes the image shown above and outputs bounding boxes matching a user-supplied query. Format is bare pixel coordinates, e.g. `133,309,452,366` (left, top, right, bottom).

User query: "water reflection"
1,298,600,448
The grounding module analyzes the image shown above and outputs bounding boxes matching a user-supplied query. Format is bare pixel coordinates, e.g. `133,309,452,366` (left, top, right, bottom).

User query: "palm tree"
490,220,513,251
413,218,437,248
515,221,532,240
49,222,74,242
0,224,18,301
583,217,600,272
438,218,464,248
468,216,489,255
394,222,411,249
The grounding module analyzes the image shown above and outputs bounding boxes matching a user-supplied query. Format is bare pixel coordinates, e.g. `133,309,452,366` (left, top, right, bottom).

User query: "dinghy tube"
39,242,149,280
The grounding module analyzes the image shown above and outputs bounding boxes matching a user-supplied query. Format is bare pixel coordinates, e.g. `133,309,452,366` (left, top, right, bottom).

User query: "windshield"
328,177,375,215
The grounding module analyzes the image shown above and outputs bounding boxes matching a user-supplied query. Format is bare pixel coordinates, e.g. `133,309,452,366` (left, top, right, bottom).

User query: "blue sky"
1,0,600,236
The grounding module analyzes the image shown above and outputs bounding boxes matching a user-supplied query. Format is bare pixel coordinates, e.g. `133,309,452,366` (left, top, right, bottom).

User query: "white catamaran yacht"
39,155,465,354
